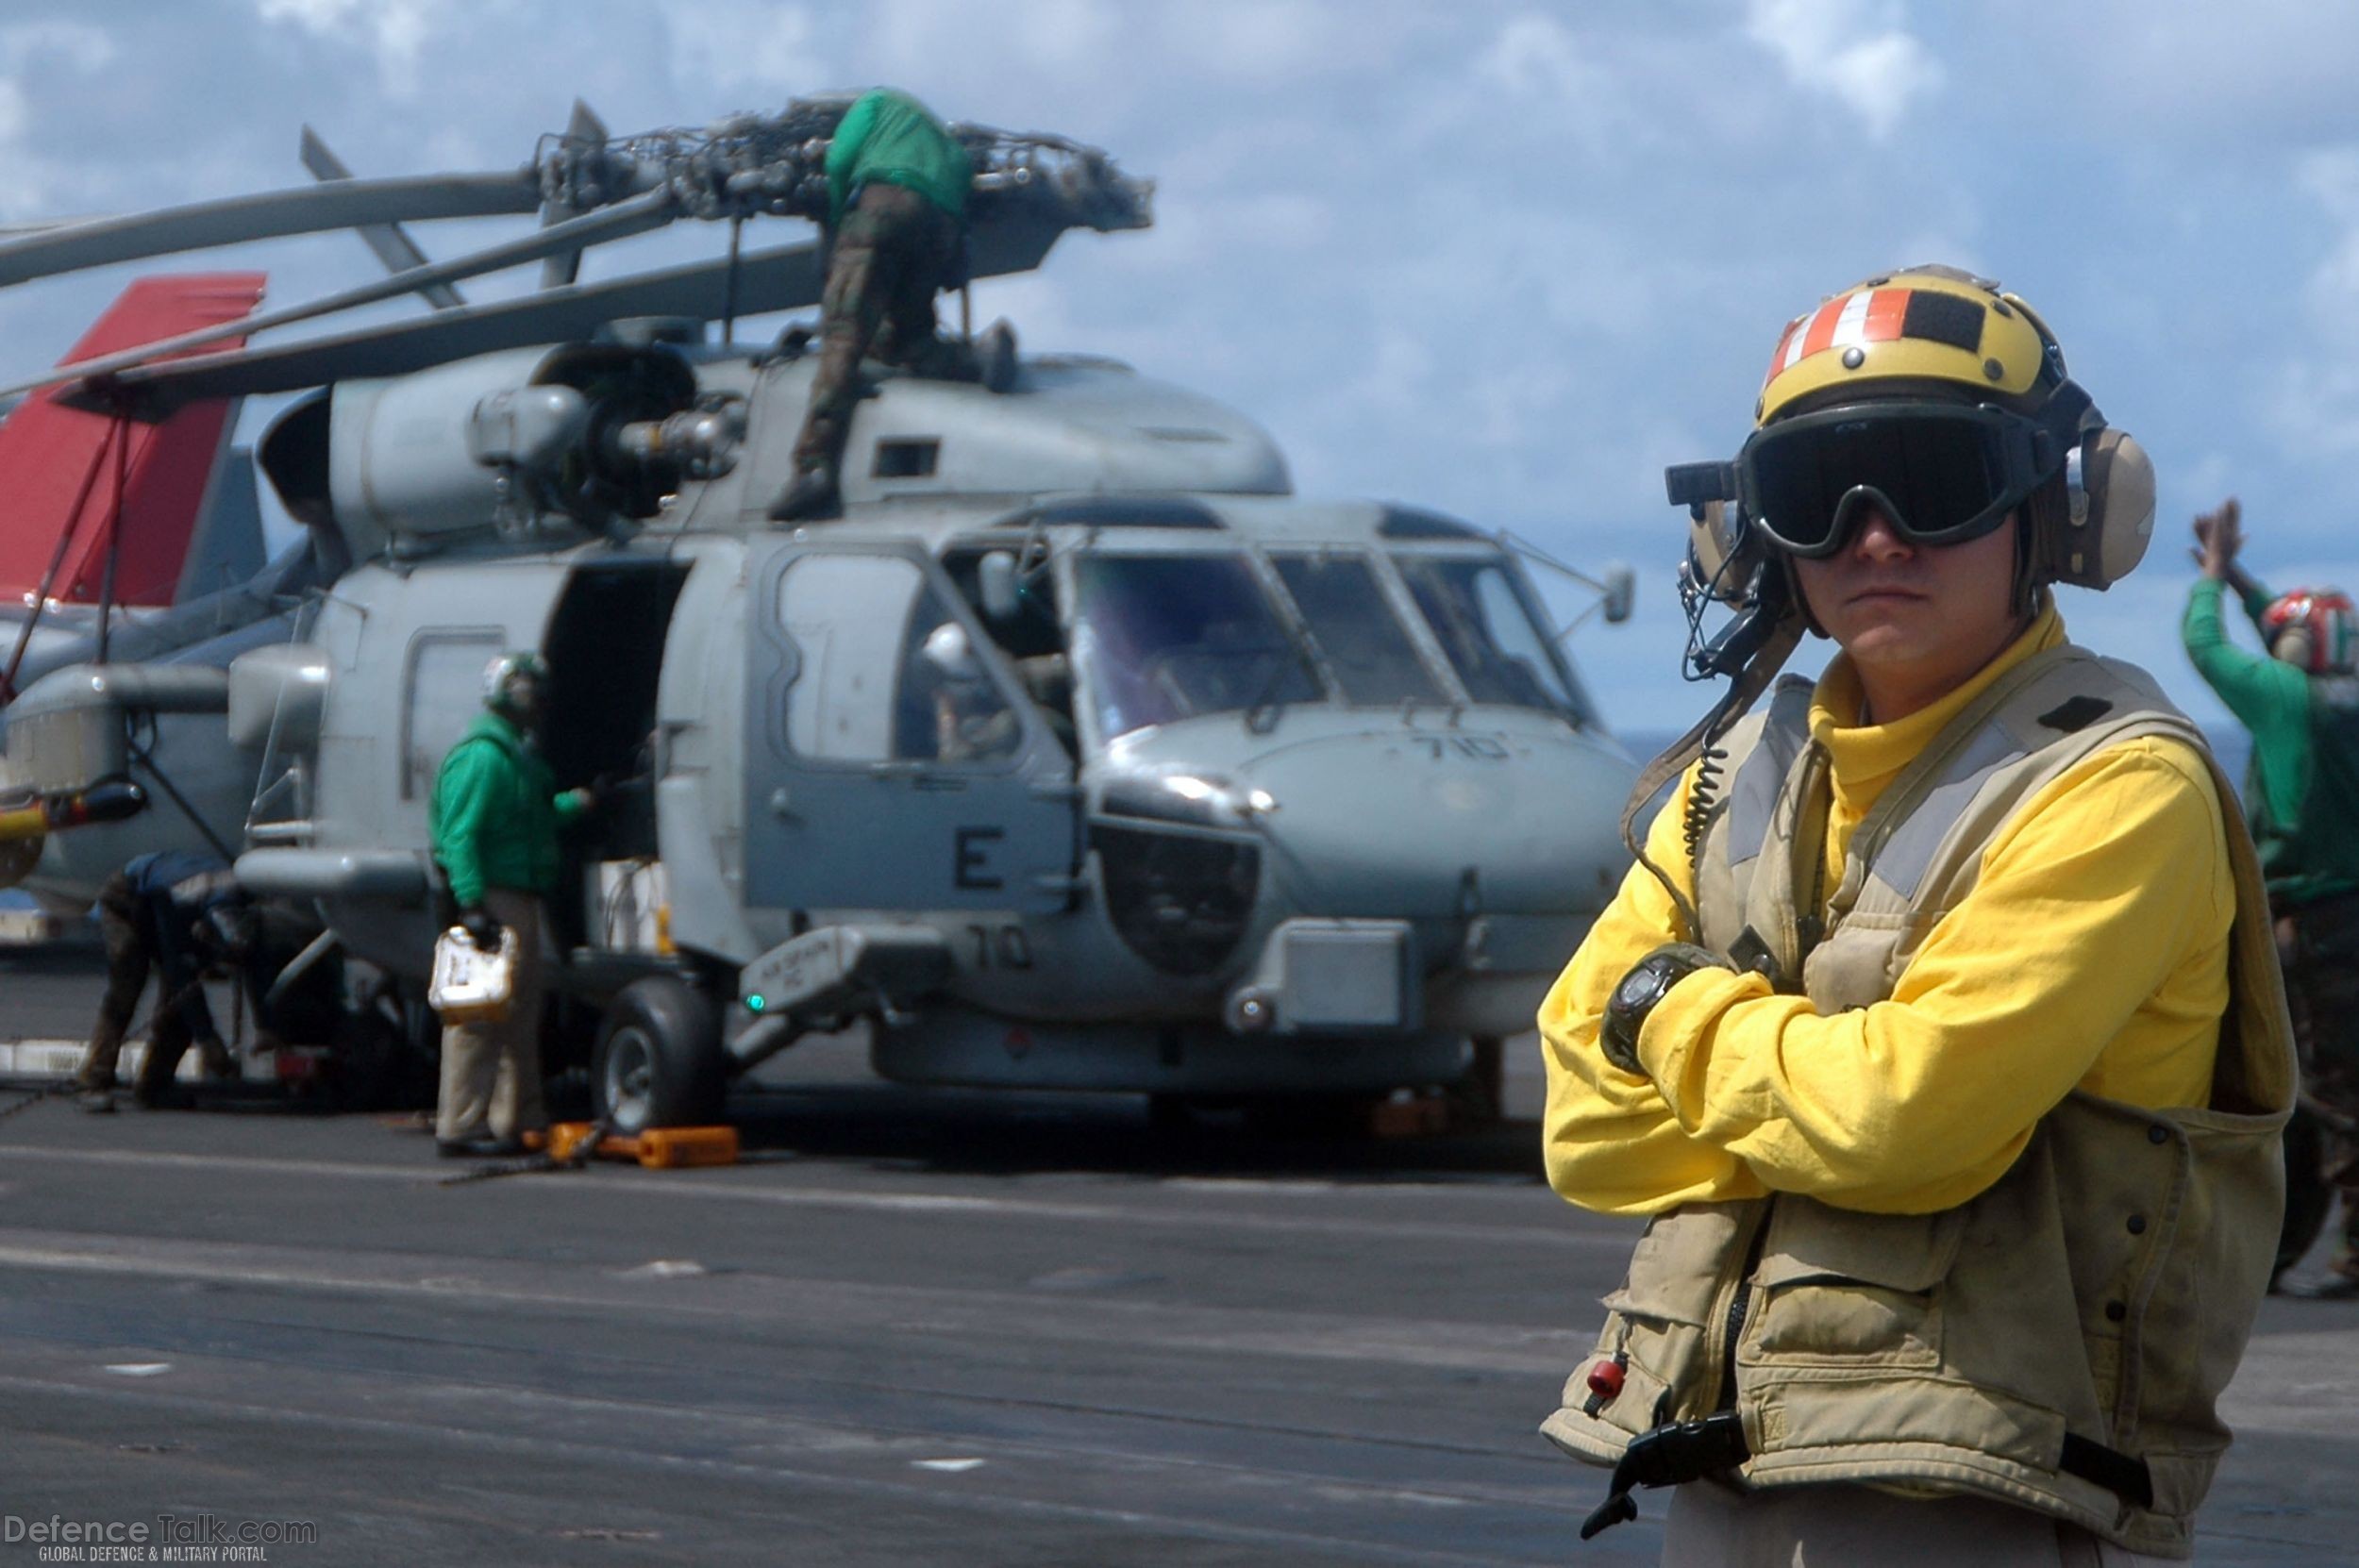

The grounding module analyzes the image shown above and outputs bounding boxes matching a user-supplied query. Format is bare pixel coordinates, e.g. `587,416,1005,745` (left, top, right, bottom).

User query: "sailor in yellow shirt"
1536,267,2291,1565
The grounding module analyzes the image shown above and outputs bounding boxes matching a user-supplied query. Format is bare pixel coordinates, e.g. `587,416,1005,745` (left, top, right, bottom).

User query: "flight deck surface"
0,952,2350,1566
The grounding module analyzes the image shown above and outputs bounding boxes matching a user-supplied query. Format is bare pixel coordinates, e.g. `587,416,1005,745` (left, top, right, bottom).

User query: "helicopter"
0,97,1642,1131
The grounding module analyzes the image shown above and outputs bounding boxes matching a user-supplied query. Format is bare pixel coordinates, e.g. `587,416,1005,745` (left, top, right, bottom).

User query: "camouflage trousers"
791,182,972,478
2274,892,2359,1279
75,872,232,1101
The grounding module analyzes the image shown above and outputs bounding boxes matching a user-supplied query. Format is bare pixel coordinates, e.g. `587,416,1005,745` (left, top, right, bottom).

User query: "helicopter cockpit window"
1390,555,1582,718
778,555,1019,765
1072,554,1323,739
1269,554,1444,707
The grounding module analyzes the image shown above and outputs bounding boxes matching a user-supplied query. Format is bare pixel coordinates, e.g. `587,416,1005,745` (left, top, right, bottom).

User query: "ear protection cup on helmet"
1685,499,1750,604
2042,427,2154,591
2274,626,2318,671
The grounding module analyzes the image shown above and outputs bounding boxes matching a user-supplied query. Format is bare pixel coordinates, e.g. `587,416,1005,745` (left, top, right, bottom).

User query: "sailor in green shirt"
427,651,593,1157
2184,497,2359,1294
772,88,1016,524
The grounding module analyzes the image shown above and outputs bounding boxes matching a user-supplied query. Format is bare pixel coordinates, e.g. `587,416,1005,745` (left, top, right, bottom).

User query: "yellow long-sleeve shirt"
1541,609,2232,1217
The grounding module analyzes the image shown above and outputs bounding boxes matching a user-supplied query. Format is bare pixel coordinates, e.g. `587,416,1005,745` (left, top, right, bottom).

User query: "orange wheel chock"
544,1122,739,1169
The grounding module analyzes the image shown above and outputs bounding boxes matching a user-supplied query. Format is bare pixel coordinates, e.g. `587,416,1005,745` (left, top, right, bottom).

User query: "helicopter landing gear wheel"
1243,1093,1380,1139
1447,1036,1505,1129
328,975,436,1113
593,976,726,1134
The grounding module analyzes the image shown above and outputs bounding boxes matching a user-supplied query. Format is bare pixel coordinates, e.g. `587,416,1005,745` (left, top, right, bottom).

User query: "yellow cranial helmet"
1729,264,2153,593
1755,264,2066,426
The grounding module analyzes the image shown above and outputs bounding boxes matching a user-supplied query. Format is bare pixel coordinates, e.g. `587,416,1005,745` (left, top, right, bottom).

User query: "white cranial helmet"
922,622,981,682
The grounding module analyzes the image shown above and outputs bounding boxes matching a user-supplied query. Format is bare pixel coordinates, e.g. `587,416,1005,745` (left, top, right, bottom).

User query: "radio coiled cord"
1681,739,1730,859
1617,617,1802,945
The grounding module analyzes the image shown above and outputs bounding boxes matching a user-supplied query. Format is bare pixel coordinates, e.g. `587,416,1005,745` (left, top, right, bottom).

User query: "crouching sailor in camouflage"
771,87,1014,524
1538,267,2292,1563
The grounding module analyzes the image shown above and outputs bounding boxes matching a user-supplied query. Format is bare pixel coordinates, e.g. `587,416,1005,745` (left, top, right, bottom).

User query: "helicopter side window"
1269,554,1444,707
778,554,1022,765
1070,554,1323,740
400,629,506,799
778,556,913,761
1390,555,1581,717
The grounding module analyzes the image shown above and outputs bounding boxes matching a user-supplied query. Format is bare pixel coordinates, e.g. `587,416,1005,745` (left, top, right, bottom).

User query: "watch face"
1613,964,1658,1012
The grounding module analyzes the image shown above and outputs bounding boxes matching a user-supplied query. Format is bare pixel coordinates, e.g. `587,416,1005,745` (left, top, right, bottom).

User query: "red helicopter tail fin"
0,273,266,609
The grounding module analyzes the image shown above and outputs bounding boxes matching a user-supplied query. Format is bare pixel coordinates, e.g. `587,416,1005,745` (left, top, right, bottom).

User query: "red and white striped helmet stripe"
1765,288,1916,387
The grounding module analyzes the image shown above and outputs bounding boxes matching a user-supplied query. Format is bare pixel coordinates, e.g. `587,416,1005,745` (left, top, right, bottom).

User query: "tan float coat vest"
1543,645,2293,1559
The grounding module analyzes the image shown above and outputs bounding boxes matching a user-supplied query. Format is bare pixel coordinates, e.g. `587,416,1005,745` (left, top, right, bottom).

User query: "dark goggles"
1736,401,2056,559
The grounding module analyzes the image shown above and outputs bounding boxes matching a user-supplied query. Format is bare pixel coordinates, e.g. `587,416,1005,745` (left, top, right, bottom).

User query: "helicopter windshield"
1269,554,1444,707
1390,555,1581,716
1072,554,1322,739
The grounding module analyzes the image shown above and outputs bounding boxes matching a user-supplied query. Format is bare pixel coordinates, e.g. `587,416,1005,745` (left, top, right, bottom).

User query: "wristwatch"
1600,943,1725,1074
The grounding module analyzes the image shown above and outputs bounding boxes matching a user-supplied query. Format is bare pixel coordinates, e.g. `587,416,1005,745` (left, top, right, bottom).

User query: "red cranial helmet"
2261,589,2359,675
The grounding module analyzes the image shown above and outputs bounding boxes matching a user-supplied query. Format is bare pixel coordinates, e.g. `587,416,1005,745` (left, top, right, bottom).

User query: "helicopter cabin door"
745,542,1077,913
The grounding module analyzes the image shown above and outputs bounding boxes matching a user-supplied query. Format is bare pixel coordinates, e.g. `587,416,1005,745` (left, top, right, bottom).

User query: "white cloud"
0,22,115,218
871,0,1119,79
253,0,464,97
2298,147,2359,333
1151,0,1386,86
2265,147,2359,454
1743,0,1941,141
660,0,827,103
0,20,114,75
0,81,36,217
1478,13,1596,101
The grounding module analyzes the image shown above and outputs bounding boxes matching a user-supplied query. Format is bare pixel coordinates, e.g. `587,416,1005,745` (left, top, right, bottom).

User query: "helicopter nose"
1237,726,1638,919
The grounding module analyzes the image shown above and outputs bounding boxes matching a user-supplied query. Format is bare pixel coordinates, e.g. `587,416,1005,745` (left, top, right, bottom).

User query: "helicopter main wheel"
593,976,726,1134
327,975,437,1113
1446,1036,1506,1129
1243,1093,1383,1139
1145,1093,1380,1139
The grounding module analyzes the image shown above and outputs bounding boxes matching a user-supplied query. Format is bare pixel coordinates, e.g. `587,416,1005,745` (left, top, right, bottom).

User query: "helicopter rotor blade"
299,125,465,310
0,190,680,403
539,98,610,291
76,208,1070,412
0,172,543,289
0,214,114,240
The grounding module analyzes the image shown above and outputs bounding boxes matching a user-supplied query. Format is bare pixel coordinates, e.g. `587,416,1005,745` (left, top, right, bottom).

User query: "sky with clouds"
0,0,2351,736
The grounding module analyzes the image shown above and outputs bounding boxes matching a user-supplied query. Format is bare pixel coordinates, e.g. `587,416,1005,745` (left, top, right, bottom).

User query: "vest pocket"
1606,1205,1745,1326
1742,1203,1966,1369
1587,1205,1751,1431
